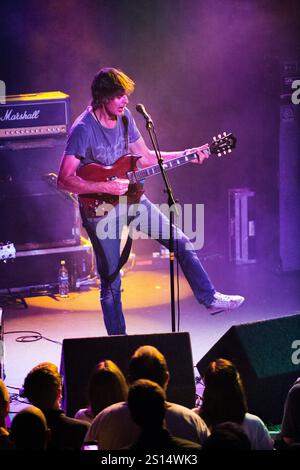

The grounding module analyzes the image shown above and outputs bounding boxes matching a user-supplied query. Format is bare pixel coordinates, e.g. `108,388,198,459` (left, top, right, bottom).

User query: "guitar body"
77,154,144,215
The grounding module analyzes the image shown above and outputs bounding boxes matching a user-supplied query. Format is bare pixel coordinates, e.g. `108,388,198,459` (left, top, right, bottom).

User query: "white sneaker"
207,292,245,313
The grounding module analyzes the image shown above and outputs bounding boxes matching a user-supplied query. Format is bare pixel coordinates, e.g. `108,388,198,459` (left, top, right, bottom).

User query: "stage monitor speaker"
0,141,79,250
60,332,196,418
196,314,300,425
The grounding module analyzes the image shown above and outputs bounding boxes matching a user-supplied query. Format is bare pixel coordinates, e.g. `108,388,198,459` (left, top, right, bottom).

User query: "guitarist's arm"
129,137,210,168
57,154,129,196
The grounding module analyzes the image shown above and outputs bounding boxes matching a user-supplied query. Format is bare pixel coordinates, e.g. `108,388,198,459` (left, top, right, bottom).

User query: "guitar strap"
80,206,133,284
107,232,133,283
110,113,133,281
122,115,129,152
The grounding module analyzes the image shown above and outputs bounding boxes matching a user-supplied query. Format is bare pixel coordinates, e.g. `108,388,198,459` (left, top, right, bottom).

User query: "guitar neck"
126,132,236,183
132,152,199,183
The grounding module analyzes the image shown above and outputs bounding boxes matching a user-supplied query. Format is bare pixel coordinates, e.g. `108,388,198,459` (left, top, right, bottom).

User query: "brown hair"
88,360,128,417
128,346,169,388
91,67,135,110
0,379,9,404
200,358,248,427
23,364,62,410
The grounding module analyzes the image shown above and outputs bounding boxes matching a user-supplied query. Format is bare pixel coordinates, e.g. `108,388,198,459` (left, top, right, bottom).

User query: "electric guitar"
77,132,237,216
0,242,16,262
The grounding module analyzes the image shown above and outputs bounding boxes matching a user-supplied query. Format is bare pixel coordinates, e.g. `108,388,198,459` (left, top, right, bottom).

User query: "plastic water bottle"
58,260,69,298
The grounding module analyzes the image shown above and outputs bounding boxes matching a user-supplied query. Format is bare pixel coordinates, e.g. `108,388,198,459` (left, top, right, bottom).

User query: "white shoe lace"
214,292,234,301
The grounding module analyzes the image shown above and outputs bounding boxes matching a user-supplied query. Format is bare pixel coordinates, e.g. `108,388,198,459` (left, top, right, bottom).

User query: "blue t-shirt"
64,106,141,166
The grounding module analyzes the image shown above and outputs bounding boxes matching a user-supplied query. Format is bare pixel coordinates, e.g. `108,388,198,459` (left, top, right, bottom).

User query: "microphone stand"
143,118,178,333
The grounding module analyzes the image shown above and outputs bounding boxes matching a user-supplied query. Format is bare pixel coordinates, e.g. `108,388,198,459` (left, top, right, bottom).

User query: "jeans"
82,196,215,335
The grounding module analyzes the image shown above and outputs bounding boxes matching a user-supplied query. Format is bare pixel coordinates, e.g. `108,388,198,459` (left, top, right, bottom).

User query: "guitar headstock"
0,242,16,262
210,132,237,157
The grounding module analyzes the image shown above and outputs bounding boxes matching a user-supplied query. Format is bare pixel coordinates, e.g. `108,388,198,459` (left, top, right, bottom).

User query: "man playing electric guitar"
58,67,244,335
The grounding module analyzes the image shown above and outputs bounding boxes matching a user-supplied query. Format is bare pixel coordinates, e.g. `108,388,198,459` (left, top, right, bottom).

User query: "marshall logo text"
0,109,40,121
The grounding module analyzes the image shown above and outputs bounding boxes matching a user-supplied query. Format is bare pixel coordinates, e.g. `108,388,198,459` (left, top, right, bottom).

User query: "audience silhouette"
280,378,300,448
0,379,15,450
74,359,128,423
6,350,291,451
84,345,210,449
194,358,273,450
201,421,251,451
23,362,89,450
10,406,50,450
128,378,201,450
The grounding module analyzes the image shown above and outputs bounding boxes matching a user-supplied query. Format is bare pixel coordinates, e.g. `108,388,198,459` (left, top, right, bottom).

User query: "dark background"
1,0,299,264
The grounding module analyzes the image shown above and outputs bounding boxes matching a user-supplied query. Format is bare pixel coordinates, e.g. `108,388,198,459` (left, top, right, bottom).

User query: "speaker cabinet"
279,103,300,271
60,332,196,418
0,244,92,290
0,140,79,250
196,314,300,424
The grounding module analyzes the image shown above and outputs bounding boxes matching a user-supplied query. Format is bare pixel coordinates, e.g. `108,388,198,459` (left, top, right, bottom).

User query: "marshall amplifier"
0,91,79,250
0,91,70,143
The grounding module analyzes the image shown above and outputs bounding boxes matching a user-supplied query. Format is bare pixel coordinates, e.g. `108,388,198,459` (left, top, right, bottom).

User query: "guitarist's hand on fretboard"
186,143,210,164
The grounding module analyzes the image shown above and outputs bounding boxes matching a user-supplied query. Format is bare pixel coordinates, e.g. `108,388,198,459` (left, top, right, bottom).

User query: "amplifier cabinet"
0,91,70,140
0,244,93,291
0,92,79,250
0,142,80,250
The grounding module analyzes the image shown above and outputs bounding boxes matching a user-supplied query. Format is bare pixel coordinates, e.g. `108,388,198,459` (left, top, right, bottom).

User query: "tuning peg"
217,152,222,157
228,148,232,153
218,134,222,139
223,150,227,155
223,131,227,136
213,136,217,141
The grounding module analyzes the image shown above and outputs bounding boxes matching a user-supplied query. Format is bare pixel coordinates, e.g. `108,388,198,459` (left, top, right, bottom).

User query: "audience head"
23,362,62,410
32,362,59,372
88,360,128,417
128,379,166,430
10,406,50,450
202,422,251,450
128,346,169,389
0,379,10,427
201,358,248,427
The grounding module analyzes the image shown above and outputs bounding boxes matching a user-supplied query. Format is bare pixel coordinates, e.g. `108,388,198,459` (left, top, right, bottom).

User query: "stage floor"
2,255,300,417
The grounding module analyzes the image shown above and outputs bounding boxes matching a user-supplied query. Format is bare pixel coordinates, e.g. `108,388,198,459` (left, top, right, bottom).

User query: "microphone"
136,104,153,124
